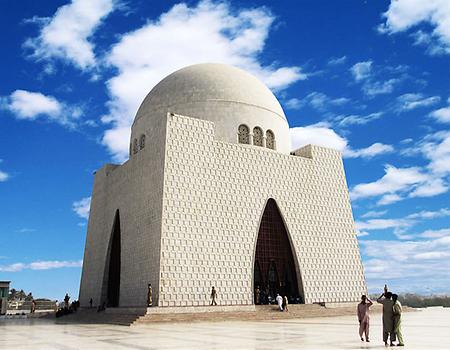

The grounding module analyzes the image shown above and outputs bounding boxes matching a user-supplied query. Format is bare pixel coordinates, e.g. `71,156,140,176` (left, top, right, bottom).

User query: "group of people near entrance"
358,285,404,346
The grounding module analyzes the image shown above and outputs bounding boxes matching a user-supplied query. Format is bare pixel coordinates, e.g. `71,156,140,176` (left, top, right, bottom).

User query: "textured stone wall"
79,116,168,308
158,113,367,307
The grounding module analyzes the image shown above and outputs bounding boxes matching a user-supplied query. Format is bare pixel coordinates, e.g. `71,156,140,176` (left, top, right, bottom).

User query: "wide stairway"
133,303,375,326
53,304,381,326
54,308,146,326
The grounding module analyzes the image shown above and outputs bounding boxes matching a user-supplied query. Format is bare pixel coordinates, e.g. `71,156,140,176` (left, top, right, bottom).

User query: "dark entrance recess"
106,210,121,307
254,199,302,304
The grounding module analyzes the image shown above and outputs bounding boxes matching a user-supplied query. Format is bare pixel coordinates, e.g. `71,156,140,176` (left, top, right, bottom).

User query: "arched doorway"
105,210,121,307
254,199,301,304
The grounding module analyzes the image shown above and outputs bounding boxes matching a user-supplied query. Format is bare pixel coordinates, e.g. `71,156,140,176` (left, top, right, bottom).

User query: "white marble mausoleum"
79,63,367,309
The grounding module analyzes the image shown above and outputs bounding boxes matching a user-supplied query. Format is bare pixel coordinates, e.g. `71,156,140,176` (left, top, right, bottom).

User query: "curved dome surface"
131,63,291,154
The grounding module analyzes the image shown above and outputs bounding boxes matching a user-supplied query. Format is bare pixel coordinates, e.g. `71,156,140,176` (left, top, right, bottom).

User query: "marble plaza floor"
1,307,449,349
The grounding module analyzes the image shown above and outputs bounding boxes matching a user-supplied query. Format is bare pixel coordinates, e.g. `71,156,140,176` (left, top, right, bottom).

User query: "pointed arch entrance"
104,210,121,307
254,199,302,304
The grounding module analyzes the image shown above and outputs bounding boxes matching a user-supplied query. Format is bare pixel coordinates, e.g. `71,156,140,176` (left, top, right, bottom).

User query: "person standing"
210,286,217,306
392,294,405,346
276,293,283,311
255,286,260,305
64,293,70,309
377,289,396,346
147,284,153,307
31,299,36,314
283,296,289,312
357,295,373,342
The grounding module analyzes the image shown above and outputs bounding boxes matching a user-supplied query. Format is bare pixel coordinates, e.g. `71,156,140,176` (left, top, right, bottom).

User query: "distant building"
79,63,367,309
0,281,10,315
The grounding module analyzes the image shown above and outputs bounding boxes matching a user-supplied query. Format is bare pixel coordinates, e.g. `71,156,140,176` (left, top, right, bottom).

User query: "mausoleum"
79,63,367,309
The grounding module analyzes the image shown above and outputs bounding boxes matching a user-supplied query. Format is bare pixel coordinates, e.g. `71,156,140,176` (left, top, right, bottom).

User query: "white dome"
131,63,291,153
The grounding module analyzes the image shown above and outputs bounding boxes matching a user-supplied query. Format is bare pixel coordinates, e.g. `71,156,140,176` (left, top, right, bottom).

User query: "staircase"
55,308,146,326
133,303,365,325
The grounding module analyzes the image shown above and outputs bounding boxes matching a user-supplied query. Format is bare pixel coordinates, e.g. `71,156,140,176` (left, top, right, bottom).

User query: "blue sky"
0,0,449,300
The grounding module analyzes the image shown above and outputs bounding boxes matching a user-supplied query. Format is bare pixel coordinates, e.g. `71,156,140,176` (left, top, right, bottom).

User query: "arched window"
238,124,250,144
253,127,263,146
139,134,146,150
133,138,138,154
266,130,275,150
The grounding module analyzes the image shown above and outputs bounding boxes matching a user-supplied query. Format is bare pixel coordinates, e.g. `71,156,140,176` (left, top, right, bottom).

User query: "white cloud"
284,92,350,111
1,90,82,127
290,125,393,159
430,106,450,123
361,235,450,293
409,178,448,197
0,260,82,272
351,61,372,81
407,208,450,220
420,228,450,239
362,78,400,96
357,230,369,237
421,131,450,175
24,0,116,69
350,165,429,201
72,197,91,219
336,112,383,126
356,218,412,231
5,90,61,119
396,93,441,111
361,210,388,218
284,98,302,110
350,60,403,96
377,193,403,206
0,170,9,182
102,1,305,161
379,0,450,55
344,143,394,159
356,207,450,241
290,125,348,152
328,56,347,65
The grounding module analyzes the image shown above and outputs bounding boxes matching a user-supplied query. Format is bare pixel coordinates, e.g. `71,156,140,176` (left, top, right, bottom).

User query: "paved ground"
1,307,449,349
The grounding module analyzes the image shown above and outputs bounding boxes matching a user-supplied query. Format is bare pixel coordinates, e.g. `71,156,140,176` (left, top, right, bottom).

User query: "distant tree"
25,292,34,301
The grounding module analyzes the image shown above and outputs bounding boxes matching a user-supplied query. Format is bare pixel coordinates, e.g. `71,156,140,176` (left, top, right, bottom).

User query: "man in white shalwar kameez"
276,294,283,311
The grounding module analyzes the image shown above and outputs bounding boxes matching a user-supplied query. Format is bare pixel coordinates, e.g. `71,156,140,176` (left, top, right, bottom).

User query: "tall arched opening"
254,199,302,304
105,210,121,307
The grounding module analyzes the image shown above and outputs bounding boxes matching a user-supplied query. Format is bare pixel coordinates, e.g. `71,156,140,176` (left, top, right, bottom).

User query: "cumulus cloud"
24,0,116,69
396,93,441,111
290,125,347,152
1,90,82,127
351,131,450,205
0,260,82,272
72,197,91,219
350,165,429,201
430,98,450,123
290,125,393,159
379,0,450,55
351,61,372,81
102,1,306,161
